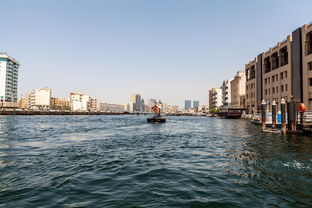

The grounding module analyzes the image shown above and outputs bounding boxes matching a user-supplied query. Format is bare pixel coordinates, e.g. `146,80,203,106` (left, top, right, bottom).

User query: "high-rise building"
184,100,191,110
193,101,200,108
30,88,52,110
129,94,145,112
0,53,20,108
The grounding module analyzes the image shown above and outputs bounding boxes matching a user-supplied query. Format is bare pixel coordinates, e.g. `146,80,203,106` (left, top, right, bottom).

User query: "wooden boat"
147,104,166,123
147,116,166,123
217,107,244,119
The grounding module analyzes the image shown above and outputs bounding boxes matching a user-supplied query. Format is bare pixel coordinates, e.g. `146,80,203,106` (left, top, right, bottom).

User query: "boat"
147,116,166,123
147,104,166,123
217,107,244,119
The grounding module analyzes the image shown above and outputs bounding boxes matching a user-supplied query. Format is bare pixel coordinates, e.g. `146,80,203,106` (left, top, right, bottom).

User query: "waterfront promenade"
0,115,311,207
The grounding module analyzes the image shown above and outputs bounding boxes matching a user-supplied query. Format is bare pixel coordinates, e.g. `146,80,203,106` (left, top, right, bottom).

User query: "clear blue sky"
1,0,312,106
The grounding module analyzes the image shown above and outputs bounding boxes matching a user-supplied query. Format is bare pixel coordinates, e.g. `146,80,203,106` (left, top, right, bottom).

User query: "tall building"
221,78,233,107
184,100,191,110
209,88,222,110
193,101,200,108
231,71,246,108
129,94,145,112
0,53,20,108
30,88,52,110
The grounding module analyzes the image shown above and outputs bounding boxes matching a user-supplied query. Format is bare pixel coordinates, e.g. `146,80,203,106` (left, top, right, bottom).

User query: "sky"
1,0,312,106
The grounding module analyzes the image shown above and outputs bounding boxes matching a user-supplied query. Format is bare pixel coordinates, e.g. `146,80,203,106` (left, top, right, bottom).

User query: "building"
89,97,99,112
19,93,30,109
221,78,233,107
70,92,90,111
30,88,52,110
245,56,259,114
192,101,200,111
99,103,125,113
301,23,312,110
209,88,222,110
184,100,191,110
50,97,70,110
231,71,246,108
0,53,20,108
129,94,145,112
245,21,312,112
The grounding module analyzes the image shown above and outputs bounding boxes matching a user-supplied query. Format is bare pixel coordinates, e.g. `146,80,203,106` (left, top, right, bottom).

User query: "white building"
30,88,52,109
70,92,90,111
209,88,222,110
0,53,20,108
221,78,233,107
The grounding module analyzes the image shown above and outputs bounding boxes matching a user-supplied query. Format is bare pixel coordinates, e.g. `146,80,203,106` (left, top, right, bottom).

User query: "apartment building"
221,78,233,107
209,88,222,110
0,53,20,108
30,88,52,110
70,92,90,111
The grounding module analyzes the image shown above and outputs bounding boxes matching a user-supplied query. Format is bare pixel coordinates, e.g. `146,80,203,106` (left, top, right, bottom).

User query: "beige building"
262,34,292,111
302,23,312,110
245,57,258,113
30,88,52,110
50,97,70,110
230,71,246,107
19,94,30,109
89,97,99,112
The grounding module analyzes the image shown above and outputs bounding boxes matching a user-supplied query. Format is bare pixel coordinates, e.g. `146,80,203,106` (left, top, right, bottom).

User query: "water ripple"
0,115,312,207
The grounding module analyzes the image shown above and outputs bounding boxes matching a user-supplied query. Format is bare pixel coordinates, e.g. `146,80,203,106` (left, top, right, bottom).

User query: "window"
310,78,312,86
279,46,289,66
276,75,278,81
265,89,268,95
276,86,278,93
264,57,271,73
272,76,275,82
271,52,279,70
285,71,288,78
273,87,275,94
280,72,284,80
265,78,267,84
281,85,284,92
308,62,312,71
268,77,270,83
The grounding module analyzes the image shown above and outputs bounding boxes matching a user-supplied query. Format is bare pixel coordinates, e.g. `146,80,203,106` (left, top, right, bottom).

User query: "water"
0,115,312,208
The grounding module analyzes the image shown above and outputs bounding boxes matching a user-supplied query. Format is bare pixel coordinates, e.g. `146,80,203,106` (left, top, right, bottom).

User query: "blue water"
0,115,312,207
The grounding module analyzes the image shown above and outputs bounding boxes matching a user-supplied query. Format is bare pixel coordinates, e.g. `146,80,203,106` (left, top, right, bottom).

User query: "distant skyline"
1,0,312,106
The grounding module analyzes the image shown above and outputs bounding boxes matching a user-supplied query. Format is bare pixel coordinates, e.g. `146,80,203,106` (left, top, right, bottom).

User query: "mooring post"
261,99,266,130
281,98,286,134
272,100,277,129
287,100,296,131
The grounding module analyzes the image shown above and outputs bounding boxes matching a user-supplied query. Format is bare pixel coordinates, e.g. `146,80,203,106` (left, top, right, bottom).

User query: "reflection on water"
0,115,311,207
